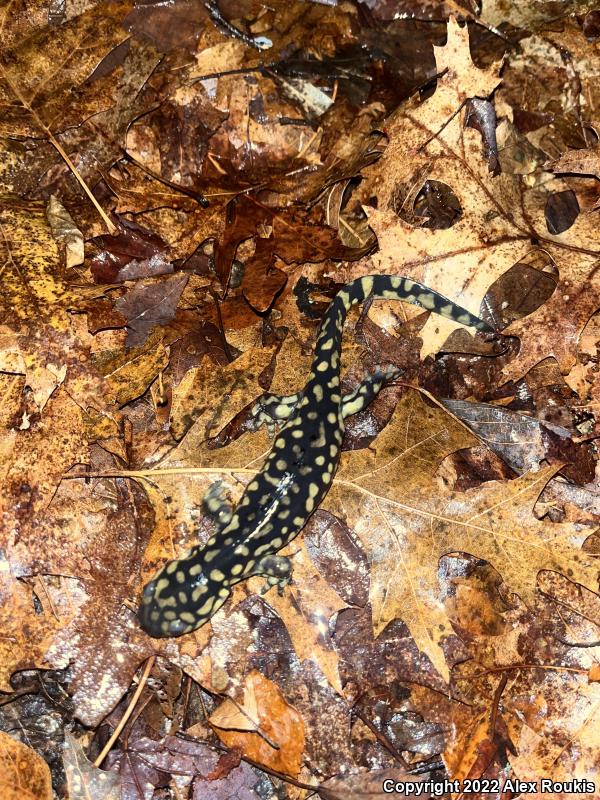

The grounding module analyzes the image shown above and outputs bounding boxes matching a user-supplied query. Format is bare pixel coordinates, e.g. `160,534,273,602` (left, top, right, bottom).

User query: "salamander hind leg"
203,481,233,528
245,554,293,595
248,392,302,434
341,365,403,419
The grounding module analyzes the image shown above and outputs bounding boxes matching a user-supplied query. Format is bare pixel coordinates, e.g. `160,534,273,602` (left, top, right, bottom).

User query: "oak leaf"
348,18,600,380
323,391,597,679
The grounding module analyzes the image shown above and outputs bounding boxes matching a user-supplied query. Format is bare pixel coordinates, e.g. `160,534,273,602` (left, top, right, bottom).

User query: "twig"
0,65,115,233
94,656,155,767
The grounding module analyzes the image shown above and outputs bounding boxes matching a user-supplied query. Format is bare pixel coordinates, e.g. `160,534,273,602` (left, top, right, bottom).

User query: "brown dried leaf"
170,347,275,441
46,195,84,270
0,200,110,410
210,670,305,777
551,147,600,181
350,18,600,380
0,730,52,800
116,273,189,348
0,2,132,138
324,391,598,679
451,613,600,793
95,333,169,407
247,539,347,694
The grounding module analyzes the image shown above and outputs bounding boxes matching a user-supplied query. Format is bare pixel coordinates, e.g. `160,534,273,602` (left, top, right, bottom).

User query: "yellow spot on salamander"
341,396,363,416
192,585,208,602
418,292,436,309
197,597,216,616
362,276,374,295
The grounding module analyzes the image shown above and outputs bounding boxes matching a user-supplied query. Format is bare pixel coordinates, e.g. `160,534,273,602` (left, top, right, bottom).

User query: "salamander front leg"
203,481,233,528
341,366,402,419
248,392,302,434
246,554,293,596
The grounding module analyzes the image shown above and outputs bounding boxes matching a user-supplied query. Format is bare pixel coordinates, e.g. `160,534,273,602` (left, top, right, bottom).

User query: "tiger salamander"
139,275,493,637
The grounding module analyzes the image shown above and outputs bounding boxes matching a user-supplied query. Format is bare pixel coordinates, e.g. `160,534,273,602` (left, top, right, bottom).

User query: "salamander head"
138,549,231,638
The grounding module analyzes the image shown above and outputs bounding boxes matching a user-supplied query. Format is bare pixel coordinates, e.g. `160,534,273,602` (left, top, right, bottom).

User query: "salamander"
138,275,493,637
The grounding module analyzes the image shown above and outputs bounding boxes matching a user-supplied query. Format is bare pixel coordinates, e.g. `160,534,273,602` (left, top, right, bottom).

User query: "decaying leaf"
63,734,121,799
115,273,189,348
210,670,305,776
0,730,52,800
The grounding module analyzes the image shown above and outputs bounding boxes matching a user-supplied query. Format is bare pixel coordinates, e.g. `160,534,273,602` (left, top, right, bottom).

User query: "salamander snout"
138,553,231,638
137,576,190,638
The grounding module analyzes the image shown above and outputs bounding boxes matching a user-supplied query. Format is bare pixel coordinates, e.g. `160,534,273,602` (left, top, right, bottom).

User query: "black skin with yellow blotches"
138,275,494,638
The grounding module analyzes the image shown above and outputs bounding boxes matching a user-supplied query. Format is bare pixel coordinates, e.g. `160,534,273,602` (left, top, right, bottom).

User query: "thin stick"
0,65,116,234
45,132,116,233
94,656,155,767
64,466,256,480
